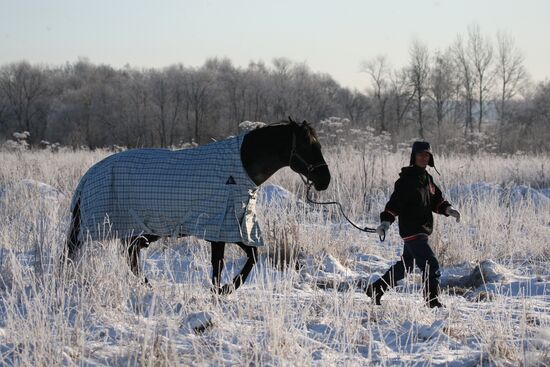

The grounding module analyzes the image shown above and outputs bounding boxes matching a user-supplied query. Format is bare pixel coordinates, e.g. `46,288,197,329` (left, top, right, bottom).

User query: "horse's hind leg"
211,242,226,290
127,236,152,282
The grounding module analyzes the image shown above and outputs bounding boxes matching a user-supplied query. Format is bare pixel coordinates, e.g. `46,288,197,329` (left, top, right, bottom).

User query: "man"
366,141,460,308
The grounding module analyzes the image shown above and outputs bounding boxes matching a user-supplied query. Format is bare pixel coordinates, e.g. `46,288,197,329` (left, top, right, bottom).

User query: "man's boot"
425,281,444,308
365,277,389,305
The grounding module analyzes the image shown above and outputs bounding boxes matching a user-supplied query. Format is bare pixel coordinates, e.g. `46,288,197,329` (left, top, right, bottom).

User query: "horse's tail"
66,199,81,257
64,188,83,264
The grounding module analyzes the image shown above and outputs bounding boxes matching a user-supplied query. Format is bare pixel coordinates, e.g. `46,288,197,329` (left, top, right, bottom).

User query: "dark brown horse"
65,119,331,294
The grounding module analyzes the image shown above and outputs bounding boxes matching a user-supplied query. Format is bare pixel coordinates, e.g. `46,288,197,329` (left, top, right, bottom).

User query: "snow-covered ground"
0,150,549,366
2,235,548,366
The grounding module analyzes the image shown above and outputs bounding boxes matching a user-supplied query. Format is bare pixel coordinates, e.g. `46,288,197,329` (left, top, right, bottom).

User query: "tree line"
0,25,548,153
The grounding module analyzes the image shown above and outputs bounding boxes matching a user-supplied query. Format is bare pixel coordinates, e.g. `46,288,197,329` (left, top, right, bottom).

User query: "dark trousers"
381,236,441,295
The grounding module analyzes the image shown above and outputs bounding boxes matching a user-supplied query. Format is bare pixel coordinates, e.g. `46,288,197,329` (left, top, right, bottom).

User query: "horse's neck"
240,125,292,186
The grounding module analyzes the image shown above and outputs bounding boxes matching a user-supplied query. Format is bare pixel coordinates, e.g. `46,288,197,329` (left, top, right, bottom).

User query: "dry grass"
0,147,548,365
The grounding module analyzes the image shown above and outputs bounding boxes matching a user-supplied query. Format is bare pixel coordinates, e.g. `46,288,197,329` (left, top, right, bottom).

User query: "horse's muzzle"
312,166,330,191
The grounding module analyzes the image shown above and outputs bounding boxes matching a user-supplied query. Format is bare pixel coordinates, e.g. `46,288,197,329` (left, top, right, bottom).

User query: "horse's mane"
257,119,319,145
300,121,320,144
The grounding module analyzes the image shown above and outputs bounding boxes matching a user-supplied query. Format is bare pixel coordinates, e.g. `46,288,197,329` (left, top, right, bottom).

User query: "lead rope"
297,174,385,242
288,129,385,241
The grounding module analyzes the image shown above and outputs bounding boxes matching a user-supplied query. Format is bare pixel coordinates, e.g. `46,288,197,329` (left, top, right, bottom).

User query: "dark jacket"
380,165,451,239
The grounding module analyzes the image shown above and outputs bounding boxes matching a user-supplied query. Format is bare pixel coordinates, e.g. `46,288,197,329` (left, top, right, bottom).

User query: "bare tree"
495,31,526,125
0,56,545,153
361,55,390,132
389,67,415,133
291,64,339,122
0,91,8,134
428,49,456,138
468,24,494,131
271,57,293,120
207,57,248,129
0,62,50,143
184,68,212,144
124,70,150,146
408,40,430,139
147,66,186,147
453,35,476,134
245,61,270,121
503,81,550,152
528,81,550,150
149,70,170,147
166,65,186,146
336,88,370,125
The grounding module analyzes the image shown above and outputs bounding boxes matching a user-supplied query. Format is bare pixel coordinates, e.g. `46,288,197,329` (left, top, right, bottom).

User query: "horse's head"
288,118,331,191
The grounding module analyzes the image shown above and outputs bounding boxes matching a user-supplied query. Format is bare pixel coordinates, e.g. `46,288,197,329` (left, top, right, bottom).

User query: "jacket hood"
409,141,435,167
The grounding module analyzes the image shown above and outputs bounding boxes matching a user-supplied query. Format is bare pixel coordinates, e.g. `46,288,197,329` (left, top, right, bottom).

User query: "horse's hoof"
211,284,233,296
219,284,234,295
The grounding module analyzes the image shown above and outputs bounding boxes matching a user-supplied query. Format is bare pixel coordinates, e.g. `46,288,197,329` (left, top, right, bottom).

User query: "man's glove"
376,221,391,238
445,206,461,222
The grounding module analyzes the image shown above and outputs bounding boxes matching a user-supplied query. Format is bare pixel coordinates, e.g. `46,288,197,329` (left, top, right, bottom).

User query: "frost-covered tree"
0,62,50,144
361,55,390,133
495,31,527,125
408,39,430,139
428,49,456,138
468,24,494,131
453,35,476,134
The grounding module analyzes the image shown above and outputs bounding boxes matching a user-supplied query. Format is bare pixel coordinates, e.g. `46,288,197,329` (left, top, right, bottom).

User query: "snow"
1,177,549,365
2,234,549,365
443,259,510,288
449,182,550,207
0,179,65,202
258,183,302,206
320,254,352,275
238,120,267,132
182,311,214,333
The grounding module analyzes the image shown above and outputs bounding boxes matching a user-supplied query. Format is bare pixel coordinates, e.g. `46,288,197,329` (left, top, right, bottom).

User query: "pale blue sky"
1,0,548,89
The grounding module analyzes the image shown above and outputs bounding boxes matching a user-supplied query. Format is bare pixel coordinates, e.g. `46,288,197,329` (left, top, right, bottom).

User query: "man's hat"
410,141,435,167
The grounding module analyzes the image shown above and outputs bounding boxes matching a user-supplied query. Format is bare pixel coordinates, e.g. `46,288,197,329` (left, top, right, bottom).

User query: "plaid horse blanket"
70,134,263,246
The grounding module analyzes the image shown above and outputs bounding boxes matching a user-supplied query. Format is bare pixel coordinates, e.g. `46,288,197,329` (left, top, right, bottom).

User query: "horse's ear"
302,120,309,126
288,116,297,126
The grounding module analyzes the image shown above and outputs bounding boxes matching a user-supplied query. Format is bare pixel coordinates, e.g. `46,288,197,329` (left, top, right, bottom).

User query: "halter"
288,132,328,182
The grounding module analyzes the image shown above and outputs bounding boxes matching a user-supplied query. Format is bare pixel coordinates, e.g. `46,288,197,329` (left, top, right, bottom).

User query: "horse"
64,119,331,294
